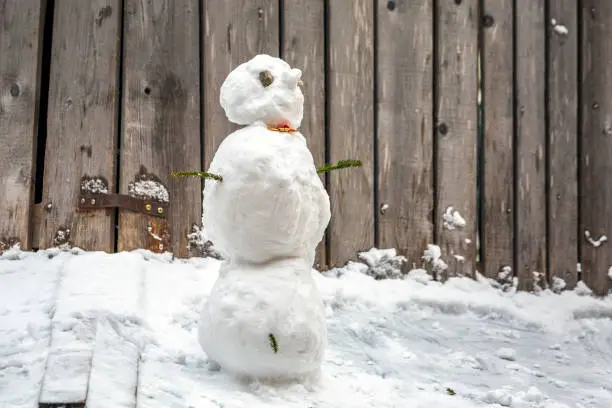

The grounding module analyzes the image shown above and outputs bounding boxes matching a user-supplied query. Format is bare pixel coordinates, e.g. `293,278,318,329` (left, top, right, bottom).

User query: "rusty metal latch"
77,192,168,218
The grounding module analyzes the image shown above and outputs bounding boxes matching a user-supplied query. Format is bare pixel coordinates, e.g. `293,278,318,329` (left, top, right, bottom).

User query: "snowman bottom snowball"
198,257,327,383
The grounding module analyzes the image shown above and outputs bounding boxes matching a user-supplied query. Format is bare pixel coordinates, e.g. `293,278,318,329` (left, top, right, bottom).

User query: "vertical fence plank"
327,0,375,267
435,0,479,278
377,0,433,269
282,1,327,269
548,0,578,289
41,0,120,252
581,1,612,296
120,0,201,257
515,1,546,291
0,0,44,251
481,2,514,279
203,0,279,169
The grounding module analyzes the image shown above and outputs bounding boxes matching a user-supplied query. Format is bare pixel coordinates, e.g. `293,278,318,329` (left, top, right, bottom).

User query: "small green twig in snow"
268,333,278,353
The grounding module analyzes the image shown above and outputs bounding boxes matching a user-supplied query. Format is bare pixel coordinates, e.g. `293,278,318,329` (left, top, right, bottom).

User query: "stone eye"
259,70,274,87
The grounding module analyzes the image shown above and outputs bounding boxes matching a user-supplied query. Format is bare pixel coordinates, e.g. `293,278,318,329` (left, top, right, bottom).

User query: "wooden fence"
1,0,611,295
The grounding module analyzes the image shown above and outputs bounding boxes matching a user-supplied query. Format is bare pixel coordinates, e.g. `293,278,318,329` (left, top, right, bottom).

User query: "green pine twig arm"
316,159,362,174
170,159,361,181
268,333,278,353
170,170,223,182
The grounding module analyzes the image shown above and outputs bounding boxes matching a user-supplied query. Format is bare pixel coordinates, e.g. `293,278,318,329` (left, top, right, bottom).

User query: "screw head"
145,203,152,211
90,199,96,205
157,207,164,214
80,198,85,204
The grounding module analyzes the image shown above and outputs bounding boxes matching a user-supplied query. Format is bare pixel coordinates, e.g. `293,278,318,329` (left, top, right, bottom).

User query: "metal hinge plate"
77,193,168,218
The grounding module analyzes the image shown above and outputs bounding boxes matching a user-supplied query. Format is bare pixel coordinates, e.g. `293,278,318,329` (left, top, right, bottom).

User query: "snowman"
198,54,330,383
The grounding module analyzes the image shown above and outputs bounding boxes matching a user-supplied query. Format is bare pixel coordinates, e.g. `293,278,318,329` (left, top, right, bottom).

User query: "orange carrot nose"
268,124,297,133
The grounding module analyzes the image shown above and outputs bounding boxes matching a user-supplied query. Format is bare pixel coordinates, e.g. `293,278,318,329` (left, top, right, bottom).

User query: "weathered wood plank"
0,0,45,251
548,0,579,290
580,0,612,296
202,0,279,168
282,1,327,269
119,0,201,257
434,0,479,278
85,317,139,408
136,256,217,408
376,0,433,270
39,252,145,405
40,0,120,252
0,250,63,408
480,1,514,279
39,404,84,408
327,0,375,267
515,1,546,291
39,347,91,405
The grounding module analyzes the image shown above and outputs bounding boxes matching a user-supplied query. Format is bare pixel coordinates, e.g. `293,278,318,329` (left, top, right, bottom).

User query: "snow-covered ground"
1,247,611,408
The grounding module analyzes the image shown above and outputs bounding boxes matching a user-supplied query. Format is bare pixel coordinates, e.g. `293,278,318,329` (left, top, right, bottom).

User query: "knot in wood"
482,15,494,28
438,122,448,135
10,84,19,97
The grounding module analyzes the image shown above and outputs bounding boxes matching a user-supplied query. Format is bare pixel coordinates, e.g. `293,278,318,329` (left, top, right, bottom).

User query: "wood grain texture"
480,1,514,279
515,1,546,291
0,0,44,250
377,0,434,269
41,0,120,252
120,0,201,257
580,0,612,296
202,0,279,168
435,0,479,278
548,0,578,289
327,0,375,267
282,1,327,269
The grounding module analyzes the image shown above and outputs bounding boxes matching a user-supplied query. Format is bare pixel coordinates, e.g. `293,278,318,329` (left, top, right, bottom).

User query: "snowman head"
220,54,304,129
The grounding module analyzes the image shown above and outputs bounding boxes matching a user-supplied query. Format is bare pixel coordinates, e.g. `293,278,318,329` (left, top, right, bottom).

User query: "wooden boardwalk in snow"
0,249,218,408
